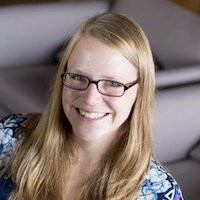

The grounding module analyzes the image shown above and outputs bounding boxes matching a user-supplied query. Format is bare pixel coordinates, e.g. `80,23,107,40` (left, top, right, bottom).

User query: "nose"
82,83,102,105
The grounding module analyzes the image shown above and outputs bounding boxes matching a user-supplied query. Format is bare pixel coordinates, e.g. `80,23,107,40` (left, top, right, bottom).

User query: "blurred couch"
0,1,109,115
0,0,200,199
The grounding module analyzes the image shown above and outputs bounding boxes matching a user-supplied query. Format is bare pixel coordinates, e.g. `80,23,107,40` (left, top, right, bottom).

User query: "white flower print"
0,115,24,172
138,161,183,200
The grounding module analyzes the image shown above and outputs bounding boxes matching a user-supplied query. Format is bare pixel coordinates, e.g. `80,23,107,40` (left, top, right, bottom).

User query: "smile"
78,108,107,120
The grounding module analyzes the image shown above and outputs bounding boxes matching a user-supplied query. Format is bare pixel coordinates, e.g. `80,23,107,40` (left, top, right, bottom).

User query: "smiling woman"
62,36,139,145
0,12,184,200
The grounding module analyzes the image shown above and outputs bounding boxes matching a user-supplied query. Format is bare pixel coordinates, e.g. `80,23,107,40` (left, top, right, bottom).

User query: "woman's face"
62,36,138,145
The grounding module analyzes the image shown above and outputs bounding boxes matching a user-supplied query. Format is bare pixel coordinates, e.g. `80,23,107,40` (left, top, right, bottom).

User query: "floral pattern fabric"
138,162,183,199
0,114,184,199
0,114,26,200
0,114,25,173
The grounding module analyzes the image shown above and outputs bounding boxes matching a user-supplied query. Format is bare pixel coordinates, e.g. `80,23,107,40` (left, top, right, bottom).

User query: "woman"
0,13,183,199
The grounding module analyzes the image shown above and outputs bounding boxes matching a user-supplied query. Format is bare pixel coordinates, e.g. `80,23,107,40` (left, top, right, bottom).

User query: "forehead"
67,36,137,81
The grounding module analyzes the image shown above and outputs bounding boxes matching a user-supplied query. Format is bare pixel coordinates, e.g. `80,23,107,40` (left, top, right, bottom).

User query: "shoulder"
0,113,40,173
138,161,184,200
0,114,25,171
0,113,41,199
0,114,26,139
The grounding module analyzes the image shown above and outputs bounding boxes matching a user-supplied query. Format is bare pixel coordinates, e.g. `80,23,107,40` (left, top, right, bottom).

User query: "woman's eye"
70,74,84,81
108,81,123,87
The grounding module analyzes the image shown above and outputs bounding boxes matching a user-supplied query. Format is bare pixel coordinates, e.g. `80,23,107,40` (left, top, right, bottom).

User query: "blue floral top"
0,114,184,200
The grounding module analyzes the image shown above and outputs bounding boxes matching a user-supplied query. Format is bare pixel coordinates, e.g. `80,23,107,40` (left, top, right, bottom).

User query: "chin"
73,130,105,143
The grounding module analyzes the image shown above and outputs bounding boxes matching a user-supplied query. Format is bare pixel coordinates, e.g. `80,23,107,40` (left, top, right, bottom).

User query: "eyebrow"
68,69,123,81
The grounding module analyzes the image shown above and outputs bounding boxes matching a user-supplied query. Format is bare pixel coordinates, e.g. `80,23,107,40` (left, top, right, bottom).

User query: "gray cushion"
112,0,200,69
166,159,200,200
0,65,56,117
0,1,108,68
153,83,200,163
156,65,200,89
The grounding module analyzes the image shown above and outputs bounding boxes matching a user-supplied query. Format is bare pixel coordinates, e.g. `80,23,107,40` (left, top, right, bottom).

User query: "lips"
78,108,107,120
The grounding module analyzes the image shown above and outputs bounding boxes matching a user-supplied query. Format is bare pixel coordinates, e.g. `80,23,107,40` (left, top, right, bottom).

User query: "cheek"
62,88,77,112
62,88,70,105
111,97,136,117
113,89,138,118
62,88,79,103
62,89,70,116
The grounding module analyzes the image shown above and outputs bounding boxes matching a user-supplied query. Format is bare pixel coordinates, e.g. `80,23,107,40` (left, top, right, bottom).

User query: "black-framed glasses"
61,72,138,97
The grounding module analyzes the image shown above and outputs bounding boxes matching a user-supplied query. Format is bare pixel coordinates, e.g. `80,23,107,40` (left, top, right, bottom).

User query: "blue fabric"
0,114,24,170
138,162,183,199
0,172,14,200
0,114,24,200
0,114,184,199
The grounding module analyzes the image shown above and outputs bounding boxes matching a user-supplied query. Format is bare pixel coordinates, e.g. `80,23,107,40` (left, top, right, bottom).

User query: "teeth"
79,109,106,119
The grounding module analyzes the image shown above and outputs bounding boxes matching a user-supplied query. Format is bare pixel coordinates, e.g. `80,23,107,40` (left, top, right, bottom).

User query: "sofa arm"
156,65,200,89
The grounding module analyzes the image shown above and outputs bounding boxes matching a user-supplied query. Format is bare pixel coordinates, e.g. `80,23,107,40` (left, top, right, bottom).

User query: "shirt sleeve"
0,114,26,174
138,161,184,200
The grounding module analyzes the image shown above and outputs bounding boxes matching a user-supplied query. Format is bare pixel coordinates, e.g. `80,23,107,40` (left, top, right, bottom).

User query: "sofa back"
0,2,108,68
112,0,200,69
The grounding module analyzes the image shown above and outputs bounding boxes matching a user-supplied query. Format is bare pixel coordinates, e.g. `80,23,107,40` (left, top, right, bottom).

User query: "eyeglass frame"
61,72,139,97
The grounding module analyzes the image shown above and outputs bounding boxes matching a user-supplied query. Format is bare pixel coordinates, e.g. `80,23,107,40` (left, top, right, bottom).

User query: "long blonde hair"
10,13,155,200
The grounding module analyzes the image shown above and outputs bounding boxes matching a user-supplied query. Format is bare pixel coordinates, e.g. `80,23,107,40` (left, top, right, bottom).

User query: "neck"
72,132,121,166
